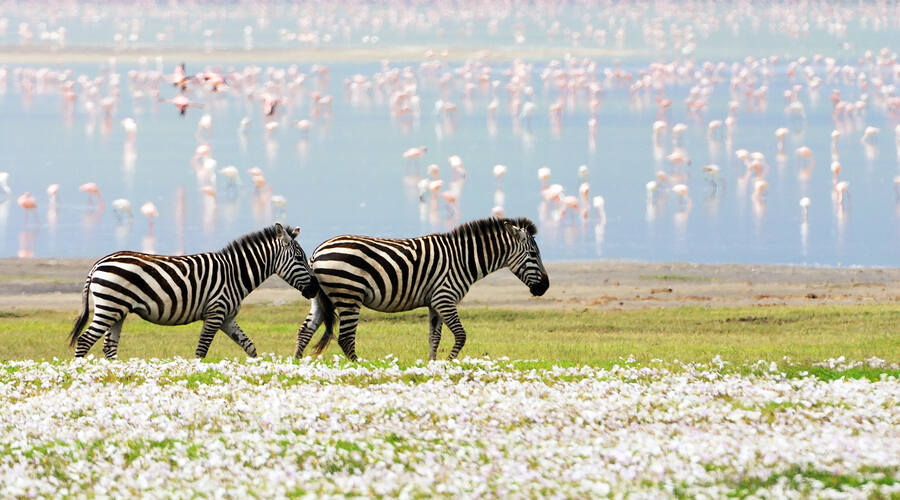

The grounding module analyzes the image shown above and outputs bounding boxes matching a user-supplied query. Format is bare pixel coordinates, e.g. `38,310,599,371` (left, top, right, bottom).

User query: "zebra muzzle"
529,274,549,296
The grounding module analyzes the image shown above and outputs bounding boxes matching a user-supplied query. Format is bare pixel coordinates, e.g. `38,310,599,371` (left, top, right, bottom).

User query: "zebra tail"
68,275,92,348
312,291,336,356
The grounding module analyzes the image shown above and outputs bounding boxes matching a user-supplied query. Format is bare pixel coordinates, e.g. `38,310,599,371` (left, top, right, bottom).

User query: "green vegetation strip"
0,303,897,366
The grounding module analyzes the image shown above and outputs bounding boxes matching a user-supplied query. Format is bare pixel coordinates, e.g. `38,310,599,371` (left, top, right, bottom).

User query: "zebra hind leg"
195,315,226,358
75,306,127,358
433,301,467,360
221,318,258,357
428,307,442,361
294,298,324,358
101,319,125,360
336,306,361,362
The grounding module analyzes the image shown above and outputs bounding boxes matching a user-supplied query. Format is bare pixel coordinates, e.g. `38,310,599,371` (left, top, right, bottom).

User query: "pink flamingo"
775,127,788,153
403,146,427,170
537,166,551,189
141,202,159,233
46,184,59,205
166,94,202,116
672,184,691,211
17,192,38,224
448,155,466,179
833,181,849,208
79,182,103,205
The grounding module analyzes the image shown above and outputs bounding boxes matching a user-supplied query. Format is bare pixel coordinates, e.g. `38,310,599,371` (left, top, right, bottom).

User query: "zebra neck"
222,242,276,294
445,229,508,281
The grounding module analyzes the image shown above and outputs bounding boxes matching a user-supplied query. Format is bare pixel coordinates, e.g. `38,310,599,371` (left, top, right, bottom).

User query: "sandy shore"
0,258,897,312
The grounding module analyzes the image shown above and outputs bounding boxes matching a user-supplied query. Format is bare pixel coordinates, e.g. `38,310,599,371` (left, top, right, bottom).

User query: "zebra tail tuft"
312,292,336,356
68,276,92,348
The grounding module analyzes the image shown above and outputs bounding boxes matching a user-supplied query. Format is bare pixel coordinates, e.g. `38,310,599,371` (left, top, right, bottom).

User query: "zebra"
294,217,549,361
68,223,319,359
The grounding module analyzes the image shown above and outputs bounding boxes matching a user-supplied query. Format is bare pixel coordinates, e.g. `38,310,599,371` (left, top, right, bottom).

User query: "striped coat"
69,223,318,359
295,217,549,361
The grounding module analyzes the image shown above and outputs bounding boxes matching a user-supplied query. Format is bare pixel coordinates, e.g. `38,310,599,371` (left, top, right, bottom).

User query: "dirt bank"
1,258,897,312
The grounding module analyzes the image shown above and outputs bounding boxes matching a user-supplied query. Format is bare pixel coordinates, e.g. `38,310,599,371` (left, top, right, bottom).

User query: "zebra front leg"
428,307,442,361
195,315,226,358
221,318,258,357
75,307,126,358
433,301,467,360
295,301,324,358
101,319,125,360
336,306,362,362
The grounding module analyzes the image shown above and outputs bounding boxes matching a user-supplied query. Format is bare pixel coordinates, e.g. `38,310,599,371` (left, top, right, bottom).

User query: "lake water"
1,2,899,266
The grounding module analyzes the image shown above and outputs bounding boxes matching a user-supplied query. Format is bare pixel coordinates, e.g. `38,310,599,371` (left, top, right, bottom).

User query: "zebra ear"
503,220,527,242
514,226,527,242
290,227,300,239
274,223,291,245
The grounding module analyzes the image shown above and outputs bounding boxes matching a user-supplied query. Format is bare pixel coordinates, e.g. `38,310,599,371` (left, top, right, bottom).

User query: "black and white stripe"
294,217,549,361
68,223,318,359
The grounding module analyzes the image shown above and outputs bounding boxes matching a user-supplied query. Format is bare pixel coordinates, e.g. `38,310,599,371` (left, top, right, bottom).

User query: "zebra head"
273,223,319,299
503,218,550,296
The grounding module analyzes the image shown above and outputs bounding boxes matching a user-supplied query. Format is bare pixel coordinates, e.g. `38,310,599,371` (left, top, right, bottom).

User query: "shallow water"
1,4,899,266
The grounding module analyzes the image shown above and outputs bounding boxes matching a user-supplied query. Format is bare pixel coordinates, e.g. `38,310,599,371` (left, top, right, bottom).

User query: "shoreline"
1,258,897,312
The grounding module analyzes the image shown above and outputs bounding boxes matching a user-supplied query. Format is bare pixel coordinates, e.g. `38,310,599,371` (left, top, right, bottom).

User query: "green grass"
0,303,897,365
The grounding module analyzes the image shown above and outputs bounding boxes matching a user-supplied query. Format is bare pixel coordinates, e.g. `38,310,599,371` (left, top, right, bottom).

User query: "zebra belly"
363,297,429,313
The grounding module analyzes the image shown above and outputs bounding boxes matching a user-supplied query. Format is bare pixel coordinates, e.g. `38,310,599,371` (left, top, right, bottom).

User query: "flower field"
1,356,898,498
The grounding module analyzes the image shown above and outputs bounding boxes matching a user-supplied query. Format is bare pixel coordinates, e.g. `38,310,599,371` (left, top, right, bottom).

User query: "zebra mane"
221,224,295,253
447,217,538,238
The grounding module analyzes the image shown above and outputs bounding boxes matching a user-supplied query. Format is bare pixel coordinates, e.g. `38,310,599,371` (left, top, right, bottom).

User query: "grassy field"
1,302,897,365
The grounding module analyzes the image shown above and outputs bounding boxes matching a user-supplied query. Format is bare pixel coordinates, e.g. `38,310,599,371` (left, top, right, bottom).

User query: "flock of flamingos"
0,2,899,259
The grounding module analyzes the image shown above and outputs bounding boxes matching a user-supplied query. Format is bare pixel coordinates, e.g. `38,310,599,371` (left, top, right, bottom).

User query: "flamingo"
171,63,191,90
403,146,427,170
493,164,507,187
140,201,159,232
799,197,810,222
592,195,606,225
702,165,723,194
830,161,841,182
752,179,769,201
271,195,287,218
219,166,241,188
671,122,687,147
672,184,691,210
121,117,137,141
294,119,312,136
537,166,551,189
17,192,38,223
111,198,133,221
197,114,212,134
448,155,466,179
833,181,849,207
79,182,103,204
46,184,59,205
861,126,879,144
167,94,202,116
577,165,589,179
0,171,11,198
645,180,660,204
774,127,788,153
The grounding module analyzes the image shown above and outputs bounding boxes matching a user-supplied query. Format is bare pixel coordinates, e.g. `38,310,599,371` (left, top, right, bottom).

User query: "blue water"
1,3,899,266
